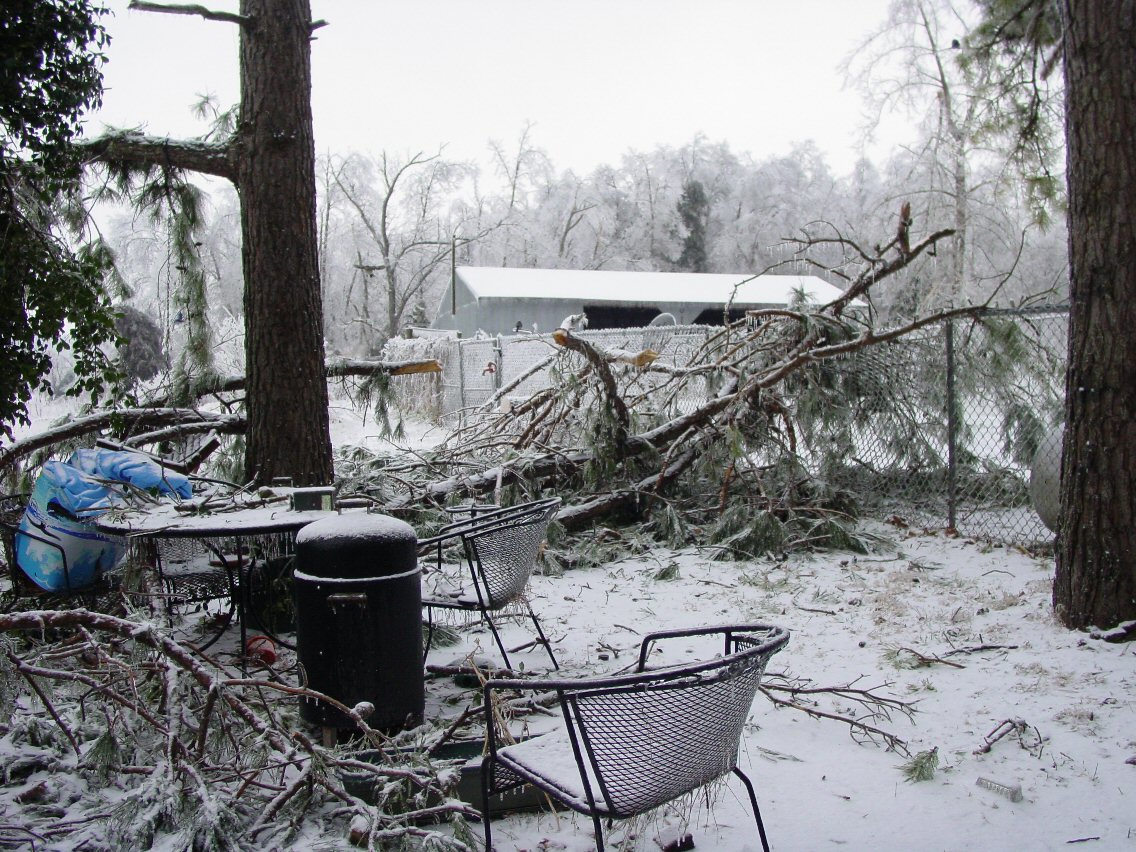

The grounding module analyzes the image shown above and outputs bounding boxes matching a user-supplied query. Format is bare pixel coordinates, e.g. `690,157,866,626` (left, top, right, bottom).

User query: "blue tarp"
68,448,192,499
15,448,192,592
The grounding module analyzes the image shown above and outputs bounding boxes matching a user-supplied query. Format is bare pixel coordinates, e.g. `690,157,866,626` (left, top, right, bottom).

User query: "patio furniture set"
0,459,790,851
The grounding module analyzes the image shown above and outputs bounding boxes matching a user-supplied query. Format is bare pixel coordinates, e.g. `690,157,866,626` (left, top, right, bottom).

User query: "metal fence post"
945,318,957,531
493,335,503,392
457,338,467,425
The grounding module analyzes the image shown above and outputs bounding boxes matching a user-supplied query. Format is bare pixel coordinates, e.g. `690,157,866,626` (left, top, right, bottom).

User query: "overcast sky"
90,0,904,177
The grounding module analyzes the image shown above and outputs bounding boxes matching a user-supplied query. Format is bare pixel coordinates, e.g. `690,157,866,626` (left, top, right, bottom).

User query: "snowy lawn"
3,407,1132,849
434,530,1134,851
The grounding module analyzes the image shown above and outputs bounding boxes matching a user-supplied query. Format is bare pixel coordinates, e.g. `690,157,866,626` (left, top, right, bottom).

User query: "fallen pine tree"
0,609,477,850
350,220,1016,557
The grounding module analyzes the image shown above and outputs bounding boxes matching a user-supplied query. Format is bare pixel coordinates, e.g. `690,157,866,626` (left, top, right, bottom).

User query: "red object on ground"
246,635,277,665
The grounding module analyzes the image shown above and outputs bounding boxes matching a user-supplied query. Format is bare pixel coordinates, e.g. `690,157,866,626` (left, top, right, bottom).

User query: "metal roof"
456,267,848,306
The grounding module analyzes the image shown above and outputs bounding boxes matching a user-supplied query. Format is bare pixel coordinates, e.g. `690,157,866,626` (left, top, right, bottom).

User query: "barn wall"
431,296,781,337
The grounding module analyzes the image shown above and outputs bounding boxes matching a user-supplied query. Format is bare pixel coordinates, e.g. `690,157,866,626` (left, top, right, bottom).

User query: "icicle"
975,777,1023,802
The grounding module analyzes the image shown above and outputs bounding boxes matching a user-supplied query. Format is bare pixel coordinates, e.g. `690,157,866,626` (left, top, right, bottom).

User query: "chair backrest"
156,536,214,566
462,498,559,609
563,628,788,818
0,493,26,568
0,494,29,582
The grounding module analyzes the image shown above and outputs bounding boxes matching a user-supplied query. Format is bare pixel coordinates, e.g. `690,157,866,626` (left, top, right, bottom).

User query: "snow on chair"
480,623,790,852
419,497,561,671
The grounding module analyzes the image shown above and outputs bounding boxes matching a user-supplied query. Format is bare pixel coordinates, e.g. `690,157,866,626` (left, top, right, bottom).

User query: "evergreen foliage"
0,0,124,437
963,0,1065,223
676,178,709,272
901,746,940,782
114,304,166,383
92,150,218,403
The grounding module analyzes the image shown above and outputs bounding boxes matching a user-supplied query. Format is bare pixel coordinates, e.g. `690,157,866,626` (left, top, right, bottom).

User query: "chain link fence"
386,307,1068,546
815,308,1067,545
437,326,717,417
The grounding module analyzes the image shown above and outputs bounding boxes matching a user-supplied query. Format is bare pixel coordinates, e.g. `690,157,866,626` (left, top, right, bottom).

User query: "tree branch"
128,1,251,27
81,130,237,182
0,409,244,474
555,443,704,530
552,324,632,451
826,227,956,316
326,358,442,378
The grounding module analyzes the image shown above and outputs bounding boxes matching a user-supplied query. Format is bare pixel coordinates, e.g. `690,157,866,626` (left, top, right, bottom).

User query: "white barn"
431,267,850,337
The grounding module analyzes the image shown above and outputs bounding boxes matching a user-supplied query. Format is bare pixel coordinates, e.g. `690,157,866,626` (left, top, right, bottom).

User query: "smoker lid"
295,512,418,579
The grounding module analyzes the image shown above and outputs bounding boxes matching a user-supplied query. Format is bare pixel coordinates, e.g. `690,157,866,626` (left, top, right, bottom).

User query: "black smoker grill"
294,512,423,732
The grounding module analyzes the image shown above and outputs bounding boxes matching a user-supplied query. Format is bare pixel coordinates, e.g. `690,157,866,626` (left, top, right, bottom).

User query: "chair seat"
422,590,483,608
422,574,495,608
1,572,126,614
163,563,232,602
421,574,470,601
496,728,610,816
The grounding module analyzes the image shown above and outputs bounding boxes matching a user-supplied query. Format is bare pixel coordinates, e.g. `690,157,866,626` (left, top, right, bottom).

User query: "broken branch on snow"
760,673,915,754
0,610,470,848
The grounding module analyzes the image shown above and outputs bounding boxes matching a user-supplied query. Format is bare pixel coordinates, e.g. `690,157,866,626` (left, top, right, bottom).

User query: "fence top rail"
962,304,1069,318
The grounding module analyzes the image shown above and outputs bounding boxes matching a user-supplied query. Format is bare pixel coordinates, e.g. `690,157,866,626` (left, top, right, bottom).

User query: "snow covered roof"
456,267,848,306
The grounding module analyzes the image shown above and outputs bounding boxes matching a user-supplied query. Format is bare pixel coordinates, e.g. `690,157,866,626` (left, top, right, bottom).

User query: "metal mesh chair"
152,537,233,603
127,530,294,659
153,537,237,640
481,624,790,852
0,494,29,583
420,497,561,671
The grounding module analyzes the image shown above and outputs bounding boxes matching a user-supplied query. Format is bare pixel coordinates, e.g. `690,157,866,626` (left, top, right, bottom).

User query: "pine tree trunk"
1054,0,1136,628
238,0,333,486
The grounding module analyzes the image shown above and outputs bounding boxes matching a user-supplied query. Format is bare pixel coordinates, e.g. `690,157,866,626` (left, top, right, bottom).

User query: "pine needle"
901,746,939,782
653,561,681,581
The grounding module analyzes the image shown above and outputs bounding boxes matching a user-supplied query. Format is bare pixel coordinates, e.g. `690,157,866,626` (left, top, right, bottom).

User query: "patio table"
94,493,346,654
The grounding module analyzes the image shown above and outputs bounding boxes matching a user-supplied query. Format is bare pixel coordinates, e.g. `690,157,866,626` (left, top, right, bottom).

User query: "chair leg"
525,600,559,669
481,610,513,671
423,606,437,663
733,766,771,852
194,579,239,653
590,813,606,852
481,756,495,852
194,611,230,653
238,573,248,675
158,564,177,628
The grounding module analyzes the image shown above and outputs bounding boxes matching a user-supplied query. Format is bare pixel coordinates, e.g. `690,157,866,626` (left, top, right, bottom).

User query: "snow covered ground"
4,401,1133,850
340,393,1132,850
460,531,1135,852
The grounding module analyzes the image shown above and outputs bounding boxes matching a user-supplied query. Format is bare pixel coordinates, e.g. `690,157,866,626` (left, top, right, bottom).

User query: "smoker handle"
327,593,368,606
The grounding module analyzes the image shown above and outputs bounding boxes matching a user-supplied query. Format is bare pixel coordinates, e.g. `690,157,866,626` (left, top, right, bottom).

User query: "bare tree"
329,150,492,344
844,0,1063,313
